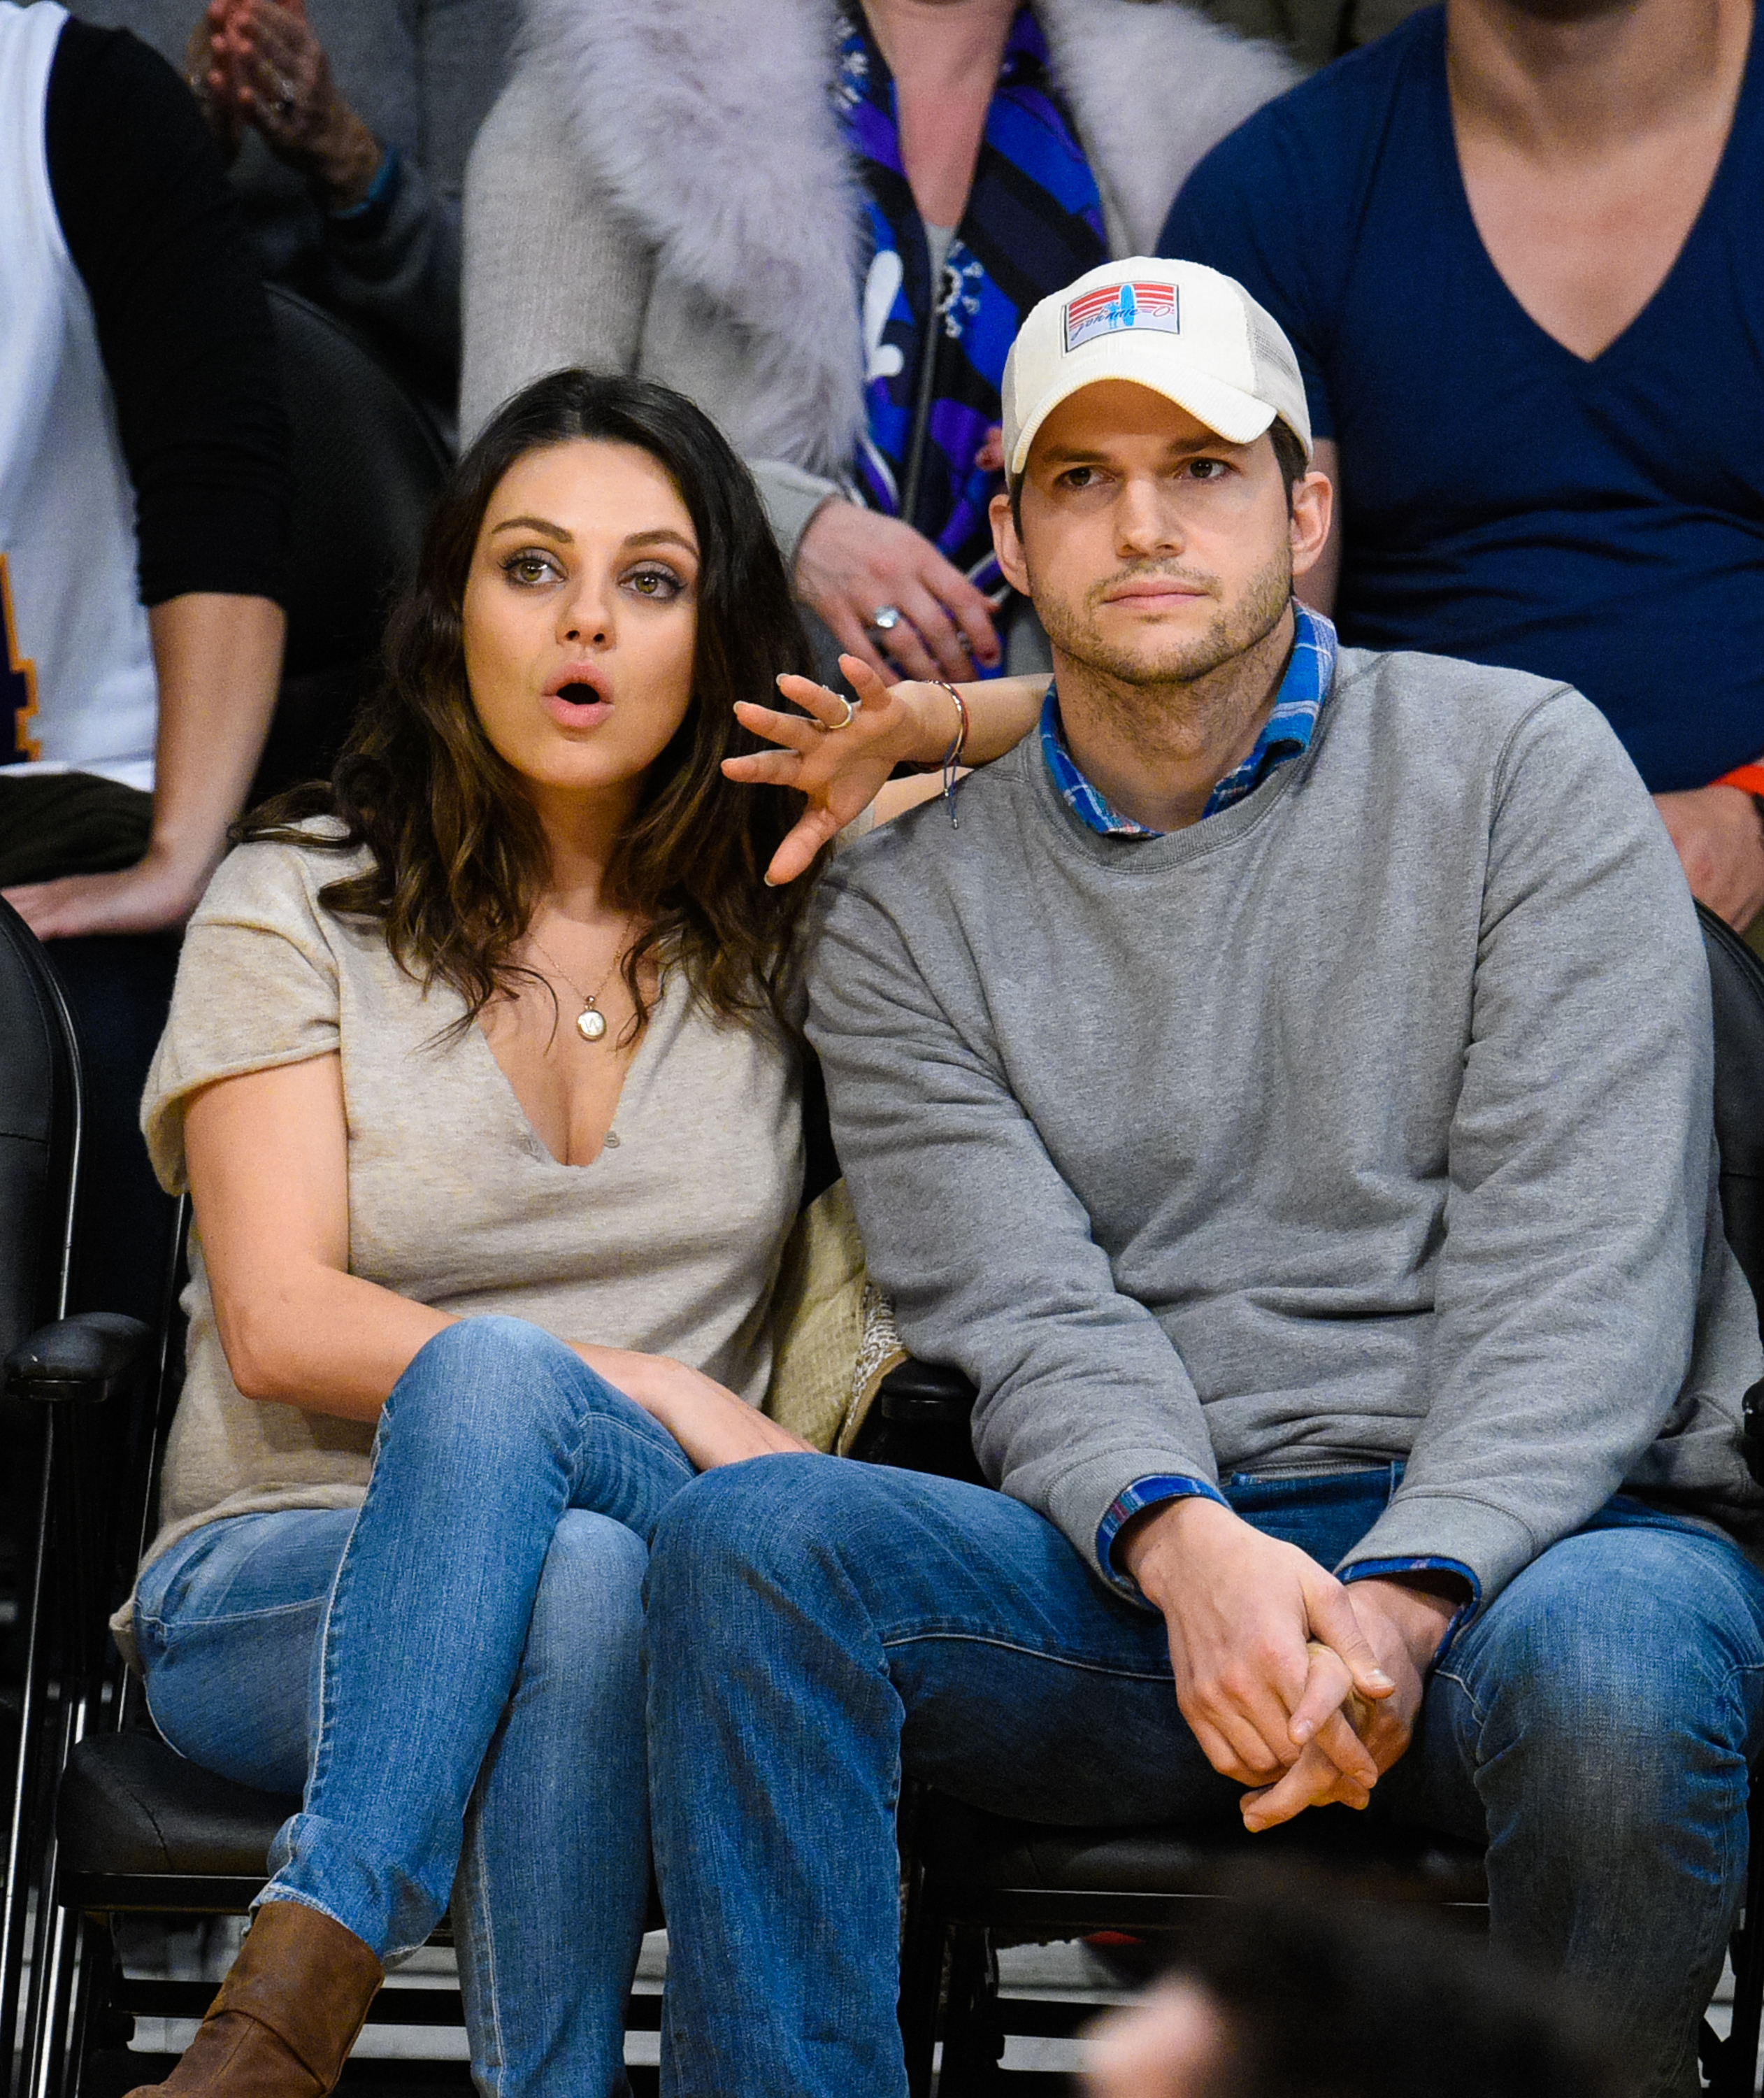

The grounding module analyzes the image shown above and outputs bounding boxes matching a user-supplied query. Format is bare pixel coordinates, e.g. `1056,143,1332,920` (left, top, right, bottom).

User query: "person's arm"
5,22,291,938
1338,691,1733,1606
184,1052,812,1462
5,593,285,939
723,655,1047,882
460,62,652,441
200,0,466,364
1654,780,1764,933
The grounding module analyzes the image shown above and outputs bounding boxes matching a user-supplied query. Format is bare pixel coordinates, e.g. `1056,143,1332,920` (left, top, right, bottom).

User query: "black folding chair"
0,941,492,2098
0,898,162,2098
882,903,1764,2096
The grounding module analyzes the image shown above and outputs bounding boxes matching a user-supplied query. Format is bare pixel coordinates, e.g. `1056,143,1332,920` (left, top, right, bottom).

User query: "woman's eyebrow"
488,515,571,540
624,529,698,555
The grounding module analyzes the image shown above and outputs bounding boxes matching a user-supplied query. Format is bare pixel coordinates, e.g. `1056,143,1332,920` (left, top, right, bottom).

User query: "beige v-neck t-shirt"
128,829,803,1594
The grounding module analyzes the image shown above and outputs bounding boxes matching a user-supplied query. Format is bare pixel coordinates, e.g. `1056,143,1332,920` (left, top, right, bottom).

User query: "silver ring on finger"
812,694,857,733
274,73,297,117
868,604,903,636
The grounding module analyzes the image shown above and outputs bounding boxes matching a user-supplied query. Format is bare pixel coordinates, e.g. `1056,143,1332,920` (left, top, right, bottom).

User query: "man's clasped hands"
1117,1496,1461,1831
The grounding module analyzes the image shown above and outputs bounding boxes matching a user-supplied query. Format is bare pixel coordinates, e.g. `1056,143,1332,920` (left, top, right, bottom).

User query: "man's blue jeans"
645,1456,1764,2098
133,1318,698,2098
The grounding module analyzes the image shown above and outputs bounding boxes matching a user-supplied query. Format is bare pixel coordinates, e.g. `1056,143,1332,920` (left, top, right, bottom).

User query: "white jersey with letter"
0,0,157,790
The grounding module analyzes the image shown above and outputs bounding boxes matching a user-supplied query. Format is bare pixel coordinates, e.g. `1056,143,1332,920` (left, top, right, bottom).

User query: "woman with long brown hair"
113,366,1035,2098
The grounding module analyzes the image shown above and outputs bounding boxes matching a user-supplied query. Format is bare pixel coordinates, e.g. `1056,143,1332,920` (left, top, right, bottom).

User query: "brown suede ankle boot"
125,1899,383,2098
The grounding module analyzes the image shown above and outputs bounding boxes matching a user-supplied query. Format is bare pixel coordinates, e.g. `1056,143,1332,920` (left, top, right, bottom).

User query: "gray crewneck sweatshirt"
806,646,1764,1609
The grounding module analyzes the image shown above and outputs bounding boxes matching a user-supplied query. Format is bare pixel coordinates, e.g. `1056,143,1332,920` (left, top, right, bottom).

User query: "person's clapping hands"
188,0,382,211
722,653,969,885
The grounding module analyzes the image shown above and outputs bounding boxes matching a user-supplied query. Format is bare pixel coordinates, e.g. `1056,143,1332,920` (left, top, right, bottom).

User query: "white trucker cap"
1001,257,1312,478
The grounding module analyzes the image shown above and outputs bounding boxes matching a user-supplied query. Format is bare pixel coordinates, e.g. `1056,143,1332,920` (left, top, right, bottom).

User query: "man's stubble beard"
1032,544,1294,757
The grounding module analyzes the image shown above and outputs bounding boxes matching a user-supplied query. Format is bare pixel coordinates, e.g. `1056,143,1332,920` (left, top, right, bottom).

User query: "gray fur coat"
462,0,1293,555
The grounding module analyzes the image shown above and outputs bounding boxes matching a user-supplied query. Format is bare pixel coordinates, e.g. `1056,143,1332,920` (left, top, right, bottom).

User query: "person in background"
1084,1894,1635,2098
69,0,516,418
1,0,289,1323
1161,0,1764,939
462,0,1293,689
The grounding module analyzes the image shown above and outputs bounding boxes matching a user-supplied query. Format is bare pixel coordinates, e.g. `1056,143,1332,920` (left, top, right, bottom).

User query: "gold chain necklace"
525,922,634,1043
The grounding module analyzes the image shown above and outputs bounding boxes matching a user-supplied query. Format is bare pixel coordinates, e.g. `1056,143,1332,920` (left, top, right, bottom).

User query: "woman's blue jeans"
646,1456,1764,2098
134,1318,698,2098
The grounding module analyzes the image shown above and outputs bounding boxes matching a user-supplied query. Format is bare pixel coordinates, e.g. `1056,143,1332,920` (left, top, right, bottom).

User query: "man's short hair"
1008,413,1310,533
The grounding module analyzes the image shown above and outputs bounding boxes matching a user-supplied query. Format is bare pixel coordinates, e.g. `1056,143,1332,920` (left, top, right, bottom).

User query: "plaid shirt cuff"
1340,1556,1481,1660
1096,1475,1227,1595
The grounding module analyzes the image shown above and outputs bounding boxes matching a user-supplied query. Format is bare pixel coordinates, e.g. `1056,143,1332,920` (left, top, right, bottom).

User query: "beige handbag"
762,1178,908,1455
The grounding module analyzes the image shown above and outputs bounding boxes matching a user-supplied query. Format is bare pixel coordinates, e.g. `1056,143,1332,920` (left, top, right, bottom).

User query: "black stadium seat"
250,287,451,803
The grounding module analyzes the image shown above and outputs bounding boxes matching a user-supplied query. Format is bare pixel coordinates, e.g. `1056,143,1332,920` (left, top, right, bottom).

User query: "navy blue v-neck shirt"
1162,6,1764,794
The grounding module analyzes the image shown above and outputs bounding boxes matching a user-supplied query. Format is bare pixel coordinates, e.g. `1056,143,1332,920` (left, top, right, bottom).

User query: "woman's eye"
502,550,559,585
625,566,684,600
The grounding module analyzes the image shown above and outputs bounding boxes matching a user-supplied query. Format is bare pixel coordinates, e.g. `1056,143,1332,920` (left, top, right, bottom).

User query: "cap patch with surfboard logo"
1062,280,1179,353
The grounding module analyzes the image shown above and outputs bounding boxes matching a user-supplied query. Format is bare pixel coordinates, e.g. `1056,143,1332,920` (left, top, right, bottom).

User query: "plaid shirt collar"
1040,604,1339,839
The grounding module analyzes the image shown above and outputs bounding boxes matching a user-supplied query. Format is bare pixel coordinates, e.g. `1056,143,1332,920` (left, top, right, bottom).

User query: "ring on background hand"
868,604,902,635
813,694,857,733
273,73,296,117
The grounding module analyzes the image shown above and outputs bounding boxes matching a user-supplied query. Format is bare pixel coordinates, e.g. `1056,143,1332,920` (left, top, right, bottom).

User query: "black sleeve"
44,20,290,608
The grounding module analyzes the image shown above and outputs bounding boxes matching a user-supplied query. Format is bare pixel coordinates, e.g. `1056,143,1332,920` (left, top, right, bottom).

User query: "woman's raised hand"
724,654,950,885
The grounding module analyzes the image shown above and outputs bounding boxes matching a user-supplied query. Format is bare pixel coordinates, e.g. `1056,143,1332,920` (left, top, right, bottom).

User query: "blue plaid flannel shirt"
1038,606,1476,1623
1041,602,1338,836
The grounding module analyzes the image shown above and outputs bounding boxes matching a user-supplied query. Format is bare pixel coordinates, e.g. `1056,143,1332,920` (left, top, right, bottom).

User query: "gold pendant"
577,1003,608,1042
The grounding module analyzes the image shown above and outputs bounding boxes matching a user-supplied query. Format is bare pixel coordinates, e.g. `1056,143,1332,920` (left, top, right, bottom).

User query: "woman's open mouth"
545,681,615,729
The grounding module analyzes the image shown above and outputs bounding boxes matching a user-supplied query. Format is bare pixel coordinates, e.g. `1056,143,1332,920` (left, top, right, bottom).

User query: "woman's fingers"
721,750,802,787
768,676,863,735
871,614,945,685
924,561,1003,669
896,584,973,684
764,809,843,887
737,697,823,752
838,655,895,710
825,608,896,685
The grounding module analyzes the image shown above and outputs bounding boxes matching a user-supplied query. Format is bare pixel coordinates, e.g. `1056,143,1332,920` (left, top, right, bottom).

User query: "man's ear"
991,488,1031,598
1289,468,1333,583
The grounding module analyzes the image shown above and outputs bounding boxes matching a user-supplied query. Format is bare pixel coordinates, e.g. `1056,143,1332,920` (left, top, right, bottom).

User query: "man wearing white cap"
645,259,1764,2098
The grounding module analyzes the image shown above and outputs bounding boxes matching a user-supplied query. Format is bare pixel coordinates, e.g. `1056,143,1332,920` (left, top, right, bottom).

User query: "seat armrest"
4,1312,153,1404
878,1360,978,1427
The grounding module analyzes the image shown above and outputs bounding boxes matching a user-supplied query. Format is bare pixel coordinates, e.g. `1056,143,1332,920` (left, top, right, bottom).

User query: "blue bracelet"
329,141,402,225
